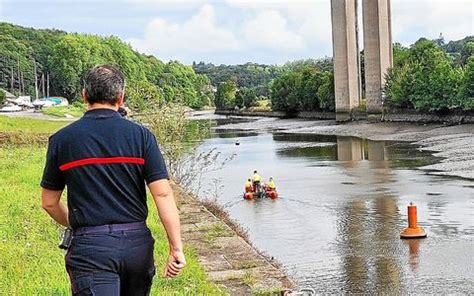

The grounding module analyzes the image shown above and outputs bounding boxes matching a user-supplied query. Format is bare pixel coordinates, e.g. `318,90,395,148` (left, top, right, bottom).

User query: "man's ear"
82,89,89,104
117,94,124,107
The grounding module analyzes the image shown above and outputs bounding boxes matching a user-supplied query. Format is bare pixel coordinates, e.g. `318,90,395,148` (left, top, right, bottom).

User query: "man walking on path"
40,65,185,295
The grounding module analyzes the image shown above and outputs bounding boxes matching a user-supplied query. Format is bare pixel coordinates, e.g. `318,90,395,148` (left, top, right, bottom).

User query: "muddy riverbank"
215,110,474,124
209,116,473,179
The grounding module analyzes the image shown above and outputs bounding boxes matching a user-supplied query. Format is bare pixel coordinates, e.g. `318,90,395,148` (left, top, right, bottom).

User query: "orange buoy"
400,202,427,239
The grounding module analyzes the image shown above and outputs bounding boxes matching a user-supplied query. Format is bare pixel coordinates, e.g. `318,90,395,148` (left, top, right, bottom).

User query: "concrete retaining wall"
173,184,295,294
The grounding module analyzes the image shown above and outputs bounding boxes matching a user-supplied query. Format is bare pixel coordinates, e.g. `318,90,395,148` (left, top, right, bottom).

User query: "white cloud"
124,0,209,11
129,3,312,63
128,0,473,64
242,10,305,51
391,0,473,45
128,4,241,60
226,0,333,56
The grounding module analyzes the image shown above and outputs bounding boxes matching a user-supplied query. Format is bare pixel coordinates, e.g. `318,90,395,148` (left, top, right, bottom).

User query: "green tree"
48,34,114,101
393,43,410,67
0,22,213,111
126,80,163,112
193,62,284,97
269,64,334,112
318,71,335,111
459,41,474,66
458,56,474,109
235,87,257,109
215,81,237,110
300,66,323,111
270,71,302,112
384,39,465,111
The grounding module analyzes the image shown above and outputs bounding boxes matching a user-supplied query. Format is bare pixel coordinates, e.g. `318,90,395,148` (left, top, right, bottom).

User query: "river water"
192,119,474,294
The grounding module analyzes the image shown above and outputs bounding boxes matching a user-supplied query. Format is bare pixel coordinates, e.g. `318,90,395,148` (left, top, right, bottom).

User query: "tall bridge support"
363,0,393,120
331,0,392,121
331,0,361,122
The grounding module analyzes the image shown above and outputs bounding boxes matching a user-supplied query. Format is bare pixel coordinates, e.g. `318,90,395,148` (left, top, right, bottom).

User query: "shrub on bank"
384,39,473,112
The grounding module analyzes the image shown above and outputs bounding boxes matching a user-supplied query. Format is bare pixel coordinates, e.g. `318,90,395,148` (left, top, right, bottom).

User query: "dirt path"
215,117,474,179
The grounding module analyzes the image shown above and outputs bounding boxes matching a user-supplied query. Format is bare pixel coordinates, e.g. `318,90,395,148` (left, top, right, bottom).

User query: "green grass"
42,105,86,118
0,115,69,133
0,117,225,295
198,223,232,247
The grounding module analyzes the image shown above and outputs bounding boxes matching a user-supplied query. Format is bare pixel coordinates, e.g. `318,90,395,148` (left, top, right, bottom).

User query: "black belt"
73,221,147,236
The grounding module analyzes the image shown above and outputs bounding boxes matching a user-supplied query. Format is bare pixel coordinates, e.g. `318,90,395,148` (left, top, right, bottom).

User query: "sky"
0,0,472,65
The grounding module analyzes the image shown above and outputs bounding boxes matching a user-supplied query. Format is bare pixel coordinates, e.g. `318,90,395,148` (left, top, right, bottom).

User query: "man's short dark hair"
84,65,125,105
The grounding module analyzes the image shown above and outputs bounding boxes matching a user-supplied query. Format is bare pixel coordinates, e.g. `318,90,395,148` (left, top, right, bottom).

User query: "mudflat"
212,116,473,179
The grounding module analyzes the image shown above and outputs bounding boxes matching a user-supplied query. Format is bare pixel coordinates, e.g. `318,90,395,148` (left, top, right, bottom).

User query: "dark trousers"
65,224,155,295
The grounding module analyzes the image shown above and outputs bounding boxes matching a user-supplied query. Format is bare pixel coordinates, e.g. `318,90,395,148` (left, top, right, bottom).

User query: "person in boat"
244,179,253,192
266,177,276,191
252,170,262,192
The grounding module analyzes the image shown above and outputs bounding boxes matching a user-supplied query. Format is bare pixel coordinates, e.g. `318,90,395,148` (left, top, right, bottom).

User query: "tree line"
1,22,471,114
0,22,213,111
193,62,282,98
212,37,473,113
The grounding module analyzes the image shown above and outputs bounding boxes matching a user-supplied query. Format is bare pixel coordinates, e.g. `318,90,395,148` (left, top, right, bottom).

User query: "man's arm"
147,179,185,278
41,188,69,228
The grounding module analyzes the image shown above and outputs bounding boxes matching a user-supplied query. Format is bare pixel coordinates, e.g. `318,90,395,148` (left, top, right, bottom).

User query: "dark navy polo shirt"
41,108,169,229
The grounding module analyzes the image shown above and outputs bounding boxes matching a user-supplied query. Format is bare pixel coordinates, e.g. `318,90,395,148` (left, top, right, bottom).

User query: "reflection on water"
406,239,421,272
195,130,474,294
273,134,436,169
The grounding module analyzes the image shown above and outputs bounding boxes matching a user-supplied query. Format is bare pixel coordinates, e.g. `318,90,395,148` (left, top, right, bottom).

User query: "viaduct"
331,0,393,121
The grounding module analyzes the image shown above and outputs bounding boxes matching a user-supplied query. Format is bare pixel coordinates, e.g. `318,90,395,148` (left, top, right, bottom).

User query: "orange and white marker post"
400,202,427,239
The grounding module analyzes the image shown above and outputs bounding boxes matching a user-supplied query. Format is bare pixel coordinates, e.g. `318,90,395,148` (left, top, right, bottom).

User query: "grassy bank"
0,115,69,133
42,105,86,118
0,116,224,295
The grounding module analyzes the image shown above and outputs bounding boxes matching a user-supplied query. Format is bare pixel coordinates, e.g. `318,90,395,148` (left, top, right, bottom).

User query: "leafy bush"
384,39,469,111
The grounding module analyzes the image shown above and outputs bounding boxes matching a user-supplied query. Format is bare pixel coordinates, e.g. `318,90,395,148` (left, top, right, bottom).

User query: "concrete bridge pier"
363,0,393,121
331,0,361,122
331,0,393,122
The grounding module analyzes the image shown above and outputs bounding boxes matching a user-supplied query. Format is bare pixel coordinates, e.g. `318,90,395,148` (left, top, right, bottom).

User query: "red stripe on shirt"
59,157,145,171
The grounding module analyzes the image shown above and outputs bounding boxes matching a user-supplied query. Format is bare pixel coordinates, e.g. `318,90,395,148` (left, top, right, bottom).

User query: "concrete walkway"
174,185,294,295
